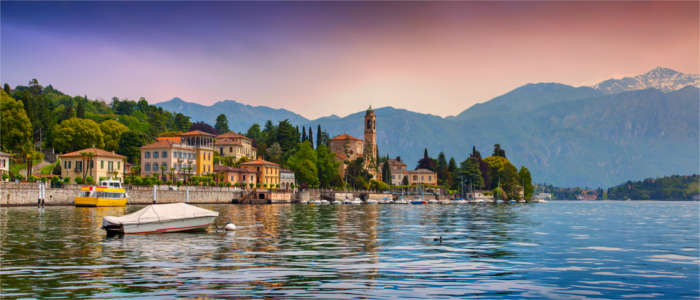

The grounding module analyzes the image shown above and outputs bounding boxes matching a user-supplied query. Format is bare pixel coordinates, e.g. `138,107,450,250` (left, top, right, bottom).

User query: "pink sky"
2,1,698,118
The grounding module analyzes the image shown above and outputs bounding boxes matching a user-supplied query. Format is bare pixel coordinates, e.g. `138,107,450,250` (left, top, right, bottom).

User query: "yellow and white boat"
74,179,129,207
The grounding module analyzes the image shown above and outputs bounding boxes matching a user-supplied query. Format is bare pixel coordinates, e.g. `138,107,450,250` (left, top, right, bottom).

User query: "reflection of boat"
75,179,128,207
102,203,218,234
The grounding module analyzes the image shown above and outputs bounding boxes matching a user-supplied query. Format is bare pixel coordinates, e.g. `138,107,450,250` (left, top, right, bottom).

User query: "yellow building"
240,158,280,188
178,130,215,175
58,147,126,182
215,132,256,161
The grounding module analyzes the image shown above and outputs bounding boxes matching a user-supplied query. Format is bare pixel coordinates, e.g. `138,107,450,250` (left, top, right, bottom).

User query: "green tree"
518,166,534,200
0,90,33,154
215,114,230,133
437,152,449,185
381,160,392,184
460,156,484,189
416,148,437,171
492,144,506,158
118,131,150,163
100,120,129,152
317,145,342,188
172,113,190,131
308,127,313,148
287,141,319,188
448,157,458,189
266,142,282,163
52,118,104,153
276,120,298,156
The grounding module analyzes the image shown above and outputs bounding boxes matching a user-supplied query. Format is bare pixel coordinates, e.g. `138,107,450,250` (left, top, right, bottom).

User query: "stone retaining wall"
0,183,296,206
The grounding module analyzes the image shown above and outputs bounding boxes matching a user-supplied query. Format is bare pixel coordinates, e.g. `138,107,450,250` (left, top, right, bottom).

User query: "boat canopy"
103,203,219,225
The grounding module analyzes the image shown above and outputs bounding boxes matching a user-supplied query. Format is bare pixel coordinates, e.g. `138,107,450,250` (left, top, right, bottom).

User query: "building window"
145,163,150,171
162,151,167,158
153,152,159,159
413,175,417,180
100,160,104,169
220,147,223,155
428,176,432,181
117,161,120,169
421,176,424,181
229,147,233,152
108,161,114,170
145,152,150,158
68,161,71,169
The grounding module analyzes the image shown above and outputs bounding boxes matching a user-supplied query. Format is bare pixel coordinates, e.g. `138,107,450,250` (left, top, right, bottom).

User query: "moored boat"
74,179,128,207
102,203,219,234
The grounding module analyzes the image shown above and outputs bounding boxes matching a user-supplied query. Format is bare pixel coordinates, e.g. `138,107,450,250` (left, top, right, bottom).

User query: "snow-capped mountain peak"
593,67,699,94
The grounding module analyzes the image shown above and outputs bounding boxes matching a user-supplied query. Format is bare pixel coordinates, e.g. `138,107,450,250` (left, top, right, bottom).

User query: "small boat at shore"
102,203,219,234
75,179,128,207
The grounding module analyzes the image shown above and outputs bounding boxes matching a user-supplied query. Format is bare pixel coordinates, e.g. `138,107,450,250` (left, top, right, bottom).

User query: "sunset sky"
2,1,698,119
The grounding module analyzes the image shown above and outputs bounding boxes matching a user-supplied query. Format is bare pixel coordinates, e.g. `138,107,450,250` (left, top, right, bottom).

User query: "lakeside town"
0,81,539,205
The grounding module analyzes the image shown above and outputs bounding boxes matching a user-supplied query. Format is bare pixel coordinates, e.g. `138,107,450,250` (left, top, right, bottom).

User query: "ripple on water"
0,202,698,299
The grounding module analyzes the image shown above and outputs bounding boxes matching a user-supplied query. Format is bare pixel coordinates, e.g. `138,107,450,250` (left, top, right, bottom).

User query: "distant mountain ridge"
155,67,700,187
593,67,700,94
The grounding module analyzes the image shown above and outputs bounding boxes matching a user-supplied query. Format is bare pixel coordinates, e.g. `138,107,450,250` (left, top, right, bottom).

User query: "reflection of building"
140,130,215,179
215,132,256,161
279,168,295,190
329,107,380,179
240,158,280,188
0,151,10,175
213,165,257,187
58,147,126,181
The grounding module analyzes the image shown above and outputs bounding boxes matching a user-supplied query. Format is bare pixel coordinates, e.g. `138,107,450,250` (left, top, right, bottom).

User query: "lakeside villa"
57,148,127,182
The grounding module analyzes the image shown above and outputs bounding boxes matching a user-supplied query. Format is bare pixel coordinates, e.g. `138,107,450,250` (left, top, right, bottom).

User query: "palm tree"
159,165,167,181
80,152,95,181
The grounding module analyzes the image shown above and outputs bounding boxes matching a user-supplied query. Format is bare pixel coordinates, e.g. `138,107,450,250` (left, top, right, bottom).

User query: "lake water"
1,201,698,299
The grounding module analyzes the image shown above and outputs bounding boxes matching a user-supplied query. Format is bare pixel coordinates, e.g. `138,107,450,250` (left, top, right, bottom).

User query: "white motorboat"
427,199,438,204
351,198,362,204
102,203,219,234
455,199,468,204
366,199,378,204
439,199,452,204
320,200,330,205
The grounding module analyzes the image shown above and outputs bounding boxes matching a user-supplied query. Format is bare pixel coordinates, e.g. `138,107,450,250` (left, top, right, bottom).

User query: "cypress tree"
308,127,313,148
316,125,322,149
301,126,307,142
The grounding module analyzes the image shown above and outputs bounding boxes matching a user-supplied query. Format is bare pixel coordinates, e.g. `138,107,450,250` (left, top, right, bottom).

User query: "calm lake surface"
1,201,698,299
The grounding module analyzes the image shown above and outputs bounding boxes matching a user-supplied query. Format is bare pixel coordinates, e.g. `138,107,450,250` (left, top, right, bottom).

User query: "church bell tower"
363,106,378,171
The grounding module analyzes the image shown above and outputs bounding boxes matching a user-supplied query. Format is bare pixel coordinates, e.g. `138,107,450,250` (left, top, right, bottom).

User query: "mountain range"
156,67,700,188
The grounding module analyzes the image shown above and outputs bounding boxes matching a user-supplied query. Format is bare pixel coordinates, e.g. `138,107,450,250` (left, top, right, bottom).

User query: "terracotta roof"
216,132,249,140
388,159,406,167
335,153,348,161
140,140,175,149
330,133,362,142
214,165,256,173
58,147,126,159
179,130,215,137
240,158,279,167
157,136,181,143
411,168,435,174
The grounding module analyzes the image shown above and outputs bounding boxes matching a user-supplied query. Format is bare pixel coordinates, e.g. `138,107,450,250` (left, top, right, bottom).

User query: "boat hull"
103,216,216,234
75,197,128,207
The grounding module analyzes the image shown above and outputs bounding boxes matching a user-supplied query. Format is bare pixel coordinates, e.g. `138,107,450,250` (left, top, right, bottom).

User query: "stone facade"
386,157,437,186
279,168,296,190
215,132,256,161
58,148,126,182
0,151,10,175
329,107,380,180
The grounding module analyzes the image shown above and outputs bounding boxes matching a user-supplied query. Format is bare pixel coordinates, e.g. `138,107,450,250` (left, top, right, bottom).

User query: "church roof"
330,134,362,142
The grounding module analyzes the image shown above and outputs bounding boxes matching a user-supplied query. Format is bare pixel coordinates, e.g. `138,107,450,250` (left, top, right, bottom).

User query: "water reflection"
1,202,698,298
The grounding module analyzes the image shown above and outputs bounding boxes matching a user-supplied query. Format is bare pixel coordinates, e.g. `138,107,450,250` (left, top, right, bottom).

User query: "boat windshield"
80,191,92,197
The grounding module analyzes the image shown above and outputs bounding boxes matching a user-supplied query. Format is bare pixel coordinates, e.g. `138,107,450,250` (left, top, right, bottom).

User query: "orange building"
213,165,257,188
